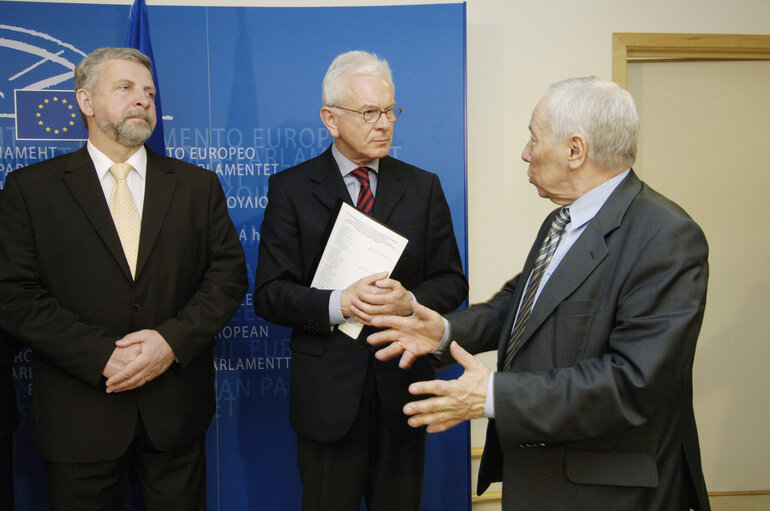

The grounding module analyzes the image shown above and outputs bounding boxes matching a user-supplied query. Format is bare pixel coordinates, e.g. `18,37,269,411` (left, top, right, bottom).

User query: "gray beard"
96,110,154,147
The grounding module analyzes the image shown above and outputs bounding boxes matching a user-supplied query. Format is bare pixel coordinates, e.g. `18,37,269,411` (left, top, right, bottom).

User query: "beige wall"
18,0,770,494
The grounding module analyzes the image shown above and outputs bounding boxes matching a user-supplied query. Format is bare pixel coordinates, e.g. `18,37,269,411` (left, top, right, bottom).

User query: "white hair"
321,50,394,107
545,77,639,169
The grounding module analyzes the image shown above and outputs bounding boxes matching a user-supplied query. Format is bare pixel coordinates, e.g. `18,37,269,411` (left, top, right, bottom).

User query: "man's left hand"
349,276,413,321
105,329,175,393
403,341,489,433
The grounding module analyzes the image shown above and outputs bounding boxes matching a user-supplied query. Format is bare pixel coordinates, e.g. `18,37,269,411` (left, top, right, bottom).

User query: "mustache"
121,108,153,123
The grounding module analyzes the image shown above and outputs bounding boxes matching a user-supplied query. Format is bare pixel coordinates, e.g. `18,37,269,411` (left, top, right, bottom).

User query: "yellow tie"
108,163,141,278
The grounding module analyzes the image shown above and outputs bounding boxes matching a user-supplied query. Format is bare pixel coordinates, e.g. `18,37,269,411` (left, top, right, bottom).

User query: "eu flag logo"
15,90,88,141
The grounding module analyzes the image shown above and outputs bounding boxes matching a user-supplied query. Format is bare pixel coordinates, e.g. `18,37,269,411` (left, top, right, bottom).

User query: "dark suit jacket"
0,331,17,510
0,332,17,439
0,146,247,463
0,184,17,440
253,146,467,442
447,171,710,510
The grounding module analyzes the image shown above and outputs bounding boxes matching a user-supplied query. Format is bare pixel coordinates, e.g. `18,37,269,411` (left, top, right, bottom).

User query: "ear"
320,106,340,138
567,134,588,170
75,89,94,118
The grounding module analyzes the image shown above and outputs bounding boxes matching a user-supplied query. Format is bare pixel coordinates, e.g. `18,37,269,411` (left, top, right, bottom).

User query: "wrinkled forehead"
529,96,551,133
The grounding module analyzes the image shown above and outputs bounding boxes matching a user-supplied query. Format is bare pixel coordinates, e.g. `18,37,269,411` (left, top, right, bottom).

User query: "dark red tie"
352,167,374,214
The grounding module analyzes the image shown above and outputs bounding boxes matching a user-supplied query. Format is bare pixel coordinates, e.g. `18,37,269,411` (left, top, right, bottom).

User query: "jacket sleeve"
444,275,520,360
0,172,117,386
252,173,335,334
153,172,248,367
409,173,468,315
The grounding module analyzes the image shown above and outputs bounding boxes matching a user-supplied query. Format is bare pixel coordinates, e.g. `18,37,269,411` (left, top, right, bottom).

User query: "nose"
135,91,153,109
374,110,392,129
521,141,531,163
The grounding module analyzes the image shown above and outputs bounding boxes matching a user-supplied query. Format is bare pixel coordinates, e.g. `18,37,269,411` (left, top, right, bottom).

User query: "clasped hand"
102,329,175,393
341,272,413,323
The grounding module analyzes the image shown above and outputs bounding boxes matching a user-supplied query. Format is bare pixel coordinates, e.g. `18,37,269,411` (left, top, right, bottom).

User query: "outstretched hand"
367,299,445,369
402,341,489,433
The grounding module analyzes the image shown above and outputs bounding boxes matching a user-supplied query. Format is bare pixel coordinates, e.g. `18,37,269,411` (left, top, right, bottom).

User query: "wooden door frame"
612,33,770,88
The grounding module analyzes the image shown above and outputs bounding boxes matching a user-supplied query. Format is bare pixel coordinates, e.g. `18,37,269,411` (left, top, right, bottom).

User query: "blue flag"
15,90,88,141
126,0,166,155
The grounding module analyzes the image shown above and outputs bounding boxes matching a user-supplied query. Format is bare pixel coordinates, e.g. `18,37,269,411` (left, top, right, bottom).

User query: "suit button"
133,303,142,312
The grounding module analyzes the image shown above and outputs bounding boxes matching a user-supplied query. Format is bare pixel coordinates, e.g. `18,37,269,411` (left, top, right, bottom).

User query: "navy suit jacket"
254,146,467,441
0,146,248,462
447,171,710,510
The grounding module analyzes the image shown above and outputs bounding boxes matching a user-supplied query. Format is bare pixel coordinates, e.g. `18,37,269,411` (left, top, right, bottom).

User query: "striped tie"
503,207,571,370
352,166,374,214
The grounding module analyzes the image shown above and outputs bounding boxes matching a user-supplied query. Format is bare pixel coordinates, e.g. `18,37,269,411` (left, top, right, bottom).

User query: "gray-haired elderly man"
0,47,247,510
254,50,467,510
369,77,711,511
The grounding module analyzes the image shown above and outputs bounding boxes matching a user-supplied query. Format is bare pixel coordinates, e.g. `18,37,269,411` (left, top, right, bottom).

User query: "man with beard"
0,48,248,510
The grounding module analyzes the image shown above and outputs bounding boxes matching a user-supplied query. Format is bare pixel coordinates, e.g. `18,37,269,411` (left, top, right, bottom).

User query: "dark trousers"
0,433,13,511
45,418,206,511
297,355,426,511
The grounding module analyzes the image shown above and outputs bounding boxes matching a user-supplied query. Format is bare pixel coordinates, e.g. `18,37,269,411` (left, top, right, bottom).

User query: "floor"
710,494,770,511
472,494,770,511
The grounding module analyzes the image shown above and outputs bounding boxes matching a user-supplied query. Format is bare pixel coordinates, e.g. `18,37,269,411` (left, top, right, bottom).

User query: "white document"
310,202,409,339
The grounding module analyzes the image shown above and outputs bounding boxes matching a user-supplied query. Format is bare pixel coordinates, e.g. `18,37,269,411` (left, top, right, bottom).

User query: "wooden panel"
612,33,770,87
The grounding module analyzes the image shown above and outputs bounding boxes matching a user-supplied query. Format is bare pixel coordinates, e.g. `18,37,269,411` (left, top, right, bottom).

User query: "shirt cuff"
430,317,452,358
329,289,345,325
484,372,495,418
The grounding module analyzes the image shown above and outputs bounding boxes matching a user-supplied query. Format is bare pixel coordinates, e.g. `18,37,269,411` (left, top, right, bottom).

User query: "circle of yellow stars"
36,96,78,135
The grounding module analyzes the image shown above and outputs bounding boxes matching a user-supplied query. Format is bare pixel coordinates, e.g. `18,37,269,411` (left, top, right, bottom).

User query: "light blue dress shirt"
327,143,380,325
482,169,631,417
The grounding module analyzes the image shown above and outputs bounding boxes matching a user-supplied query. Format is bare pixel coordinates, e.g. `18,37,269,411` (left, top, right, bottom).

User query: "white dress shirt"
88,141,148,217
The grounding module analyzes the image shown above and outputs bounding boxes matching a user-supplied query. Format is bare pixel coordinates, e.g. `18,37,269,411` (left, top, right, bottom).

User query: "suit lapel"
372,156,405,224
310,146,354,213
507,171,643,361
61,147,133,279
136,150,176,279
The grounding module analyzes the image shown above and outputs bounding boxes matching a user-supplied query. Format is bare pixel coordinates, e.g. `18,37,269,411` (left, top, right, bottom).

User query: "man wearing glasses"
254,50,467,510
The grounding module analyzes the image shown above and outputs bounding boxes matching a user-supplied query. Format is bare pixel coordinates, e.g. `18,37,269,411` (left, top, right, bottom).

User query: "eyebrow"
358,102,395,109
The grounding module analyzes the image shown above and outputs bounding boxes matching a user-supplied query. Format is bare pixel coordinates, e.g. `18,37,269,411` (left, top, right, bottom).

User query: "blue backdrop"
0,2,469,510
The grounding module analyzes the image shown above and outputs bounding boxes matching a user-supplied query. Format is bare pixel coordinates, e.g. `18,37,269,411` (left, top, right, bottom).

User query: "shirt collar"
331,142,380,178
87,141,147,182
566,168,630,231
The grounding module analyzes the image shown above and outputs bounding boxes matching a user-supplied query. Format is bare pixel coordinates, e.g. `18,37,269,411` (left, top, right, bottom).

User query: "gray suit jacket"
447,171,710,510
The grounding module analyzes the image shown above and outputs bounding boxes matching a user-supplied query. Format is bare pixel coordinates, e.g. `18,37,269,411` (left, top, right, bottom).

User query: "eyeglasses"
333,105,403,124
